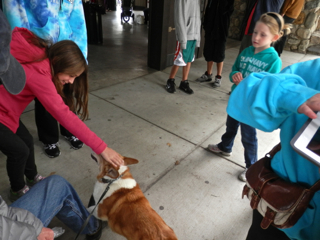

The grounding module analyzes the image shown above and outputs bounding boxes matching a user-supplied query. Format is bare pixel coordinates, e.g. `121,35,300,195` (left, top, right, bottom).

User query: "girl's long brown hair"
23,31,89,121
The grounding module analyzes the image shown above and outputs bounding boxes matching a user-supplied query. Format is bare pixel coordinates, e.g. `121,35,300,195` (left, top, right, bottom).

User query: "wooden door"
148,0,175,70
148,0,205,70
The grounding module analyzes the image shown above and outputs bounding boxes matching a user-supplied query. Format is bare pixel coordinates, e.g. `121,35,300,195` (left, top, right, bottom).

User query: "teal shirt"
227,59,320,240
229,46,282,92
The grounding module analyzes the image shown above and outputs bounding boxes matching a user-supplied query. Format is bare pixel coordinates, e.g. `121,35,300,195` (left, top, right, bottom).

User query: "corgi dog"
88,154,178,240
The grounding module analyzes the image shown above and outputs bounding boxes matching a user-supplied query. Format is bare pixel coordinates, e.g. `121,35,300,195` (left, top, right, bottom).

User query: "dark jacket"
240,0,285,37
203,0,234,40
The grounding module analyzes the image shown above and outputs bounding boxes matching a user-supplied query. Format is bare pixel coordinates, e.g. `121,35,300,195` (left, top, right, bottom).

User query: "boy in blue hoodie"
207,13,290,181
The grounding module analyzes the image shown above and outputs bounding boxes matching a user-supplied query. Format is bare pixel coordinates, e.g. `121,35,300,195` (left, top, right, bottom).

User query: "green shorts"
173,40,196,66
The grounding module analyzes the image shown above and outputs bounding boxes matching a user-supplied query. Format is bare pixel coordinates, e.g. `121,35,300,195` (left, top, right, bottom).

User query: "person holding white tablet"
227,58,320,239
291,112,320,167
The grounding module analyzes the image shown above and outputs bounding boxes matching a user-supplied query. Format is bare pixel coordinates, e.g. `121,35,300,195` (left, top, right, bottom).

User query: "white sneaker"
197,72,212,82
238,169,248,182
207,144,232,156
212,75,222,87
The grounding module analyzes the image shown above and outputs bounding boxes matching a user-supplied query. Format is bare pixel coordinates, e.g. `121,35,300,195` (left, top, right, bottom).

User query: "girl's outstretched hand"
298,93,320,119
100,147,124,167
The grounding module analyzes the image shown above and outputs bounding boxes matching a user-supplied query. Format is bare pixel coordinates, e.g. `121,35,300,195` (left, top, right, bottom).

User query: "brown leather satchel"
242,143,320,229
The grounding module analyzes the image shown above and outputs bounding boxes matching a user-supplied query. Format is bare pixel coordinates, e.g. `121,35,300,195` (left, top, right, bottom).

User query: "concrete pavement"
0,18,319,240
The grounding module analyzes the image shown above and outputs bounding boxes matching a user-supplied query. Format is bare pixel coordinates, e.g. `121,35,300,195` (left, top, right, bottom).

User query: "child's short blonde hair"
258,12,291,38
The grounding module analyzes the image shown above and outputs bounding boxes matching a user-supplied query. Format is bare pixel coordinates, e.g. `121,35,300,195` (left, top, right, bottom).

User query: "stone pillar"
229,0,320,55
286,0,320,54
229,0,247,40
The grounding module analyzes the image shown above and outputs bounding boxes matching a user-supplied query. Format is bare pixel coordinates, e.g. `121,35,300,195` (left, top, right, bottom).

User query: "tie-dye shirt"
2,0,87,59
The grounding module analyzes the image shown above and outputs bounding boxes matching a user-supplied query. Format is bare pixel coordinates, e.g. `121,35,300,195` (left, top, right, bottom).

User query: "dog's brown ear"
123,157,139,165
107,168,119,178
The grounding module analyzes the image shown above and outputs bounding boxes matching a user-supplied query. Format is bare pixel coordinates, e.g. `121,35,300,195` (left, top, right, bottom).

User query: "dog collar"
76,173,123,240
101,173,124,184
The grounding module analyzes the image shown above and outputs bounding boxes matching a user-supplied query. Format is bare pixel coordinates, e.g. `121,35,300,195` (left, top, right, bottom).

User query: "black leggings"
0,121,38,191
246,210,290,240
34,98,73,144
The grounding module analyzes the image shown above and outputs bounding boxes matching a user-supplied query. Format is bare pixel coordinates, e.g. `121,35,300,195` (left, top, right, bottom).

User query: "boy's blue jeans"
11,175,98,235
217,115,257,168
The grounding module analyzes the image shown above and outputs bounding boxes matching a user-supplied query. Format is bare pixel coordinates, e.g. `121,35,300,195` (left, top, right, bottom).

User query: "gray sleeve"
174,0,187,49
0,197,43,240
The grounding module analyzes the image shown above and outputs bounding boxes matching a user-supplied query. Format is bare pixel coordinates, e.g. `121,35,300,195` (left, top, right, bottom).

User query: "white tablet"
290,112,320,167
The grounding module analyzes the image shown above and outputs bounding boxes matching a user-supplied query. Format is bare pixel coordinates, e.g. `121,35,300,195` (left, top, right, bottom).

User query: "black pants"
273,15,295,57
0,121,38,191
34,98,73,144
246,210,290,240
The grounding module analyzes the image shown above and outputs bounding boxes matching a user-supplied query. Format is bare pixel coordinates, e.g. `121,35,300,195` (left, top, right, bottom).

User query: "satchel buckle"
265,153,272,159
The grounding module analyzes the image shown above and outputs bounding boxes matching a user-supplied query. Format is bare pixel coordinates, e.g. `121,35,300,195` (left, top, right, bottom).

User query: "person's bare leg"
169,65,179,79
207,61,214,75
213,61,224,87
216,62,224,77
182,62,191,81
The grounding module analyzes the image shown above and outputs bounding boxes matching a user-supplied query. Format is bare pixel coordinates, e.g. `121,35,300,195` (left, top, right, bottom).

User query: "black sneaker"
165,78,176,93
43,143,61,158
86,220,102,240
179,80,194,94
64,135,83,149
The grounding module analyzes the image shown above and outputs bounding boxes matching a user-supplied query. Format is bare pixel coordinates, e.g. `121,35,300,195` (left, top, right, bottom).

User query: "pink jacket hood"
10,28,46,64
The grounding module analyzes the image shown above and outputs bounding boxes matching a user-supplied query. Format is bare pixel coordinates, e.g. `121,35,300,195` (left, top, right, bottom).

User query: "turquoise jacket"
2,0,87,59
230,46,282,92
227,59,320,239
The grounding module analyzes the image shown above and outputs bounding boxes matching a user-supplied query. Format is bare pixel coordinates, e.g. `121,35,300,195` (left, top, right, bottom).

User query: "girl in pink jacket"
1,27,123,201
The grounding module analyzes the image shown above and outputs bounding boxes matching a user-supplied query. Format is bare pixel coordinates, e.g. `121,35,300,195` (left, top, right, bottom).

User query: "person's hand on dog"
101,147,124,167
298,93,320,119
37,227,54,240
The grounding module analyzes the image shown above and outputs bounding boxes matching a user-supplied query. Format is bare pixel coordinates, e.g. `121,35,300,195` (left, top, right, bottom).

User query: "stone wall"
229,0,320,55
229,0,247,40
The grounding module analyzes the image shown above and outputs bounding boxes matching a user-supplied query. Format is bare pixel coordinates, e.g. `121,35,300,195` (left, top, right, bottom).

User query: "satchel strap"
268,143,320,193
266,143,281,159
310,179,320,192
261,207,276,229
